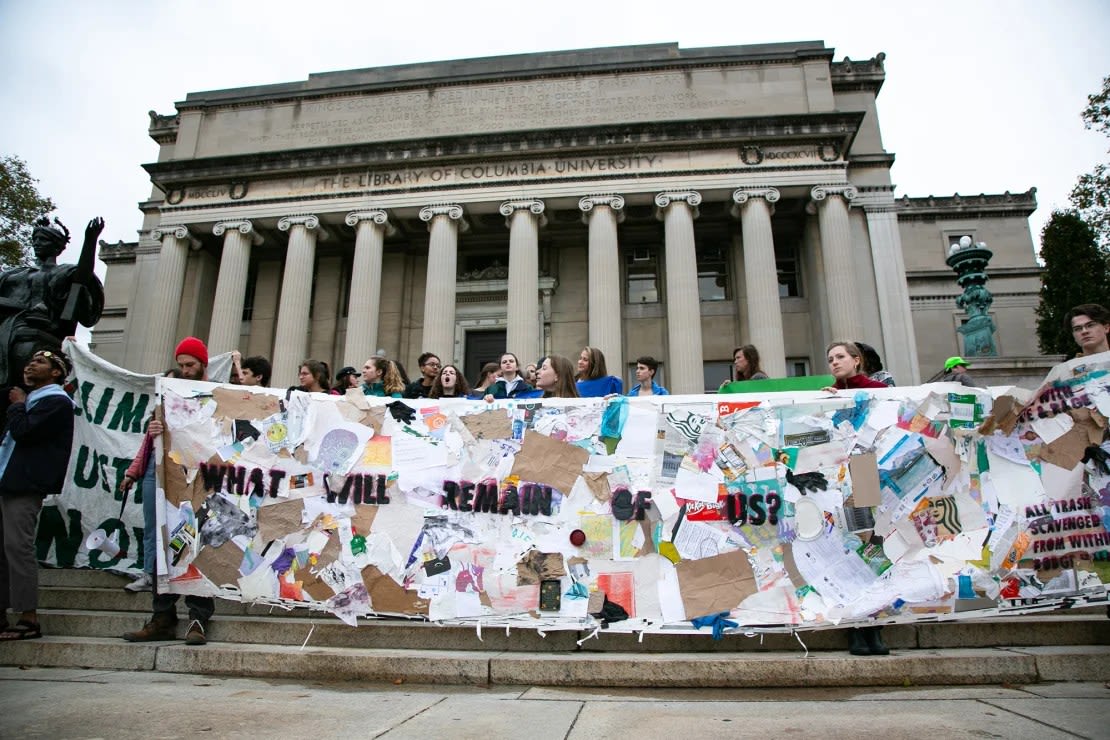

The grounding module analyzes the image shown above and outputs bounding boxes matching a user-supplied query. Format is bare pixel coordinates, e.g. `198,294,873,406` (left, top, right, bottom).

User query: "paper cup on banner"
793,499,824,541
85,528,121,558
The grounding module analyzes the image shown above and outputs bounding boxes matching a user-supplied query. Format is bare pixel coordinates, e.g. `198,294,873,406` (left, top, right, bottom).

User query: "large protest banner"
134,354,1110,634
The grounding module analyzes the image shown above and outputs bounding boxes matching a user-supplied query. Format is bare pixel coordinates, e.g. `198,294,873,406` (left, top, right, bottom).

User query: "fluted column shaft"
143,225,195,372
580,195,625,374
344,211,391,367
208,220,261,355
502,200,544,363
733,188,787,378
655,191,704,394
865,207,921,383
419,204,465,360
272,215,321,386
812,185,864,340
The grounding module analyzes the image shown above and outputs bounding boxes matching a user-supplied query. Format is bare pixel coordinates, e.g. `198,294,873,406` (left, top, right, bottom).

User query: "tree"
1070,75,1110,247
1035,210,1110,356
0,155,57,268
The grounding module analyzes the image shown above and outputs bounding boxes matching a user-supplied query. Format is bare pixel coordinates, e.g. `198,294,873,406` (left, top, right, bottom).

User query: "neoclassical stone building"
93,42,1046,391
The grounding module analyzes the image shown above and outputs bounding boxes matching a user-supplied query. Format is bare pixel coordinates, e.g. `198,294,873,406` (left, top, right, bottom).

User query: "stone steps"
7,568,1108,687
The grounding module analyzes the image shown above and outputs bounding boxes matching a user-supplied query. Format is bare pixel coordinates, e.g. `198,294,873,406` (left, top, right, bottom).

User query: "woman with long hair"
574,346,623,397
297,360,330,393
535,355,580,399
430,364,471,399
472,362,500,394
854,341,895,386
824,341,888,391
361,356,405,397
732,345,769,381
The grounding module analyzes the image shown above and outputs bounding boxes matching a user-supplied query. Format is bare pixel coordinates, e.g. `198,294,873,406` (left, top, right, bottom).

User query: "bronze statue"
0,216,104,389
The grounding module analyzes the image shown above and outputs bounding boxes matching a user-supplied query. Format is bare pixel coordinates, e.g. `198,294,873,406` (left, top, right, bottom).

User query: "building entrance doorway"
464,330,506,386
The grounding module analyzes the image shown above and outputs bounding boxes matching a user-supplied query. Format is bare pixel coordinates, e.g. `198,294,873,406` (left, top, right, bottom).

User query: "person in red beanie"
123,337,216,646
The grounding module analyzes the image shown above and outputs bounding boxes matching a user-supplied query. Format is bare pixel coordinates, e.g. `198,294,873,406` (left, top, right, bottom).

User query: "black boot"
864,626,890,655
848,627,871,656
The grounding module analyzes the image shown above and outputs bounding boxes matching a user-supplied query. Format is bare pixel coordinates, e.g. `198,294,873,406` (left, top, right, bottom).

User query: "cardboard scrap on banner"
43,343,1110,637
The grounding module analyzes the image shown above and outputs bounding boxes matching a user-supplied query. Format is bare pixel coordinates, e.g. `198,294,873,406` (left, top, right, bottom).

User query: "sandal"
0,620,42,641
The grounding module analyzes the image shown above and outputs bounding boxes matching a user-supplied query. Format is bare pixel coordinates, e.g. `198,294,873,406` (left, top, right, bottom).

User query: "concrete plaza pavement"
3,666,1107,739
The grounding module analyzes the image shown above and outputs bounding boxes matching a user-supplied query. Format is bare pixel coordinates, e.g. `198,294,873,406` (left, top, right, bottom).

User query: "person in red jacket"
823,341,888,391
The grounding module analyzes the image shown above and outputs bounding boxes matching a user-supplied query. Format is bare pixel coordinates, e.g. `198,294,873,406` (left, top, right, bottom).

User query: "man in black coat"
0,349,75,641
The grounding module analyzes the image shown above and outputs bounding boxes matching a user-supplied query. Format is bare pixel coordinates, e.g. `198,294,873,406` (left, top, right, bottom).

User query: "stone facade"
93,42,1044,390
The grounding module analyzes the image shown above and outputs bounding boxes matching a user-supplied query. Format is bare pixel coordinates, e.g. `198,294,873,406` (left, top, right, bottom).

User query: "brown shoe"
184,619,207,646
122,616,177,642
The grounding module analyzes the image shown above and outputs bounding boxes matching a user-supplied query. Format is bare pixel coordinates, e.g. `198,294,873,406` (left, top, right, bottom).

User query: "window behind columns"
702,361,731,393
625,248,660,304
696,245,729,301
775,240,802,298
242,261,258,321
786,357,811,377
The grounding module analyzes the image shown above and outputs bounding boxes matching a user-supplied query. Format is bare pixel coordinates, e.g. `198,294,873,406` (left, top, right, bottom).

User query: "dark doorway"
464,330,506,386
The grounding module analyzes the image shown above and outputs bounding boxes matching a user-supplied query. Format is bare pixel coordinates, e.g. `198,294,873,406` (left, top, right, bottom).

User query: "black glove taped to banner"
386,400,416,424
786,468,828,495
591,597,629,628
1081,444,1110,475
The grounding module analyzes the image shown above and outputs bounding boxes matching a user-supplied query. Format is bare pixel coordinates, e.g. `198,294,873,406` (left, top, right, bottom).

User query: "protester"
575,346,623,397
296,360,330,393
855,341,895,386
0,349,75,641
1066,303,1110,357
334,366,360,390
123,337,216,646
229,351,243,385
940,356,982,387
240,355,271,387
472,362,500,394
361,356,404,397
430,364,471,399
536,355,580,399
729,345,769,384
523,362,538,385
484,352,535,400
404,353,441,399
824,341,888,391
120,368,181,593
627,356,668,396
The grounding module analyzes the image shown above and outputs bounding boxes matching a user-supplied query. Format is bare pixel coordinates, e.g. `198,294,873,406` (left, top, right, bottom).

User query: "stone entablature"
897,189,1038,220
830,54,887,92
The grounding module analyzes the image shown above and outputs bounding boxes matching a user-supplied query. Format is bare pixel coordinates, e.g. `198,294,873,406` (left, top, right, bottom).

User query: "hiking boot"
848,627,871,656
124,573,153,593
864,626,890,656
184,619,208,646
122,615,177,642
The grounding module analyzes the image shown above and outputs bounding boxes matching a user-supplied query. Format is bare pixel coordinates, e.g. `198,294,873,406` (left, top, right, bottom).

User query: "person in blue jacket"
626,356,668,396
575,346,623,397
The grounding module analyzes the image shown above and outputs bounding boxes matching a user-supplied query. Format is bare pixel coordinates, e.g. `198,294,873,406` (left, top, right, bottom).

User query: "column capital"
346,210,397,236
810,184,859,203
150,224,200,249
730,187,780,218
654,190,701,220
278,214,328,240
579,194,625,224
500,199,546,228
213,219,263,245
419,203,468,232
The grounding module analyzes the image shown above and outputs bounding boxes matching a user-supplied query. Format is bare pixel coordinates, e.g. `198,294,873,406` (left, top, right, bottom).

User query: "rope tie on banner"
576,626,601,646
475,621,483,642
300,623,316,650
793,630,809,658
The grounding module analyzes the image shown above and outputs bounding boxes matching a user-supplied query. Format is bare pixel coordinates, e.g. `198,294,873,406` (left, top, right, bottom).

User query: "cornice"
141,112,866,192
830,54,886,94
897,188,1038,220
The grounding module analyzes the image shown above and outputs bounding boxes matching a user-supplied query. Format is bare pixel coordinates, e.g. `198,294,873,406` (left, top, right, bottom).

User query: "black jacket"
0,393,75,498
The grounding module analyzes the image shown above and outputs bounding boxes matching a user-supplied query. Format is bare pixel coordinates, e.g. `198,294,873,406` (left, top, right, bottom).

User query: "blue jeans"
141,460,156,575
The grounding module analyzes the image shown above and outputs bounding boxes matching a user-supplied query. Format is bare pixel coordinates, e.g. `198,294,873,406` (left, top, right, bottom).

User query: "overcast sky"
2,0,1107,280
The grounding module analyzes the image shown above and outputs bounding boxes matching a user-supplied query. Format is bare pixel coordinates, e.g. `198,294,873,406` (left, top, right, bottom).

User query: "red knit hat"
174,336,209,365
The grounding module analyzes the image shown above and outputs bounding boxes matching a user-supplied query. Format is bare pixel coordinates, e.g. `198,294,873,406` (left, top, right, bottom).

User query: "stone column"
655,191,704,394
142,224,198,372
865,206,921,384
418,204,466,360
731,188,786,378
344,210,394,366
501,199,545,363
272,215,324,387
208,220,263,355
579,194,625,374
811,185,864,341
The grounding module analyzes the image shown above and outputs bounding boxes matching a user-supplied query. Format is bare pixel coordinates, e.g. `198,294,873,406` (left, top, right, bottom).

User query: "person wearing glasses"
0,349,75,641
1066,303,1109,358
404,352,441,399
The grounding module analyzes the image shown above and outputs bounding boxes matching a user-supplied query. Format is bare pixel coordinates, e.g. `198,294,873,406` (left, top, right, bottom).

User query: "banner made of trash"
59,350,1110,633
